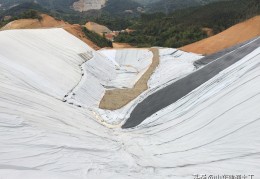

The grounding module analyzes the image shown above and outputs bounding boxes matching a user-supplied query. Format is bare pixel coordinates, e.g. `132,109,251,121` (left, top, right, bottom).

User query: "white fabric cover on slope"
0,28,90,99
149,48,203,88
0,28,153,108
99,49,153,89
66,48,153,107
0,29,259,179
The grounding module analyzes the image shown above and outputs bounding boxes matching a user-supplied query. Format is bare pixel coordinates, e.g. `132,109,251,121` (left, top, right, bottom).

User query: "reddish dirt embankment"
1,14,100,50
181,16,260,55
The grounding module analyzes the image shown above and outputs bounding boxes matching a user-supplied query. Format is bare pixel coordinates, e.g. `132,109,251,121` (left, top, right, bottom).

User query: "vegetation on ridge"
0,9,43,28
114,0,260,48
82,27,113,48
1,0,259,49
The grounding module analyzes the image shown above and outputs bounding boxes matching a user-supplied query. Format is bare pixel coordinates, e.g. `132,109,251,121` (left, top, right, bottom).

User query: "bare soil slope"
112,42,133,48
1,14,100,50
85,21,112,36
73,0,107,12
1,14,66,29
181,16,260,55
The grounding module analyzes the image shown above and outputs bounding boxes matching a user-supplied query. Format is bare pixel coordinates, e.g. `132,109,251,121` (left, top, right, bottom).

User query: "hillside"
0,0,141,14
1,14,66,29
146,0,229,13
102,0,141,15
0,0,230,14
0,1,140,27
73,0,107,12
181,16,260,55
114,0,260,48
132,0,160,5
1,14,101,50
0,0,76,12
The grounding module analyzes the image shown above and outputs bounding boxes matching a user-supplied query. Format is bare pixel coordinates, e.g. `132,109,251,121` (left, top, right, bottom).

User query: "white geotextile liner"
0,28,153,108
97,48,203,125
148,48,203,88
0,28,91,99
99,49,153,89
0,29,259,179
66,47,153,108
66,52,116,107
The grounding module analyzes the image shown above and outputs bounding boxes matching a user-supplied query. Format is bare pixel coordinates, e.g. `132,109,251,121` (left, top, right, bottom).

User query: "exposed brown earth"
1,14,100,50
85,21,112,36
63,24,100,50
1,14,66,29
112,42,133,48
73,0,107,12
99,48,159,110
181,16,260,55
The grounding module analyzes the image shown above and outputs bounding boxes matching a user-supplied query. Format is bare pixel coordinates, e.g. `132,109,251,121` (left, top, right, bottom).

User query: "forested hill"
145,0,230,14
1,0,259,49
114,0,260,48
